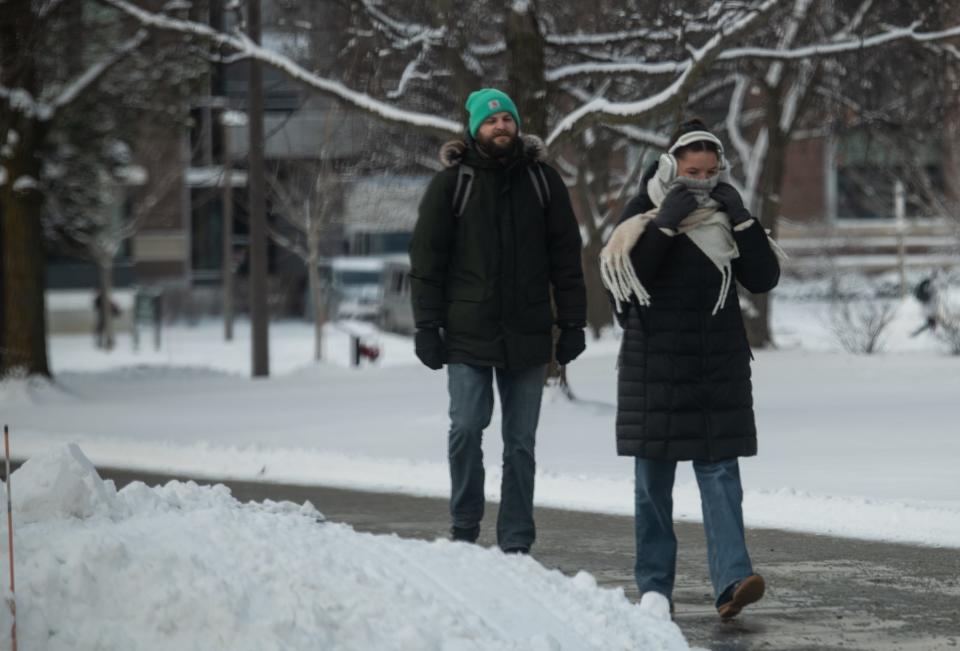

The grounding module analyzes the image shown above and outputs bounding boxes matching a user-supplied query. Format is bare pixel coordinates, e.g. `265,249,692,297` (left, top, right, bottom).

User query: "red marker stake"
3,426,16,651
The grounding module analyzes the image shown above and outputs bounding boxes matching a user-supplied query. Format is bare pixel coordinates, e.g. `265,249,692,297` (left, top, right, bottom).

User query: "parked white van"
320,256,385,321
378,256,414,334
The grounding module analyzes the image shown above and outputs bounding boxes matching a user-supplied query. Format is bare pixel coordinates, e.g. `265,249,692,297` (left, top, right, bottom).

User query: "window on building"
835,131,944,219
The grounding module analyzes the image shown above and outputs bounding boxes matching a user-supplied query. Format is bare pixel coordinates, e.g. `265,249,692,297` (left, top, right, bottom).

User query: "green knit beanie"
465,88,521,138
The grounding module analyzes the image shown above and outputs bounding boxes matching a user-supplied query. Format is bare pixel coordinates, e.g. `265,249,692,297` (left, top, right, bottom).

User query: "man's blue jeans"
634,457,754,606
447,363,545,550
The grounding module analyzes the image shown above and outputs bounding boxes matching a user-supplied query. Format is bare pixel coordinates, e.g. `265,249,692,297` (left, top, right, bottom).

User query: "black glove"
414,328,445,370
654,186,698,230
555,328,585,366
710,182,752,225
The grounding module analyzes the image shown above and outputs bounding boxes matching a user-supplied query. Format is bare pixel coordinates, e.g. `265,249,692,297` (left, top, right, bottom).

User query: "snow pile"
11,443,116,522
0,445,690,651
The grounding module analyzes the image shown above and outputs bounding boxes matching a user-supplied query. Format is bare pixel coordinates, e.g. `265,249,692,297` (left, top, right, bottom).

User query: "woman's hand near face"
654,186,699,230
710,182,752,224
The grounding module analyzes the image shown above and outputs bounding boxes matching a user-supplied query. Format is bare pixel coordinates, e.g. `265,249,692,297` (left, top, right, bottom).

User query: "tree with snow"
0,0,203,375
6,0,960,377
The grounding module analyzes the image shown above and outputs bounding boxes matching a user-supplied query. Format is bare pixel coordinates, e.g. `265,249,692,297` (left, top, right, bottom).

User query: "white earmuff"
656,152,677,185
658,130,727,184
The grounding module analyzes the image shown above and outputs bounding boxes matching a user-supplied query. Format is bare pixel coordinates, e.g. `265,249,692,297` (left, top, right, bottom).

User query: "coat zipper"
701,272,714,461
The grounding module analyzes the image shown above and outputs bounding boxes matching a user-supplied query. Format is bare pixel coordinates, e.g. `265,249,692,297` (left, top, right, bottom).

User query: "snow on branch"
720,21,960,62
356,0,445,50
546,0,783,146
544,20,727,48
37,0,70,20
546,28,676,47
605,124,670,149
387,45,432,99
0,85,53,121
51,30,148,111
726,75,753,165
470,41,506,57
97,0,463,137
547,60,687,82
561,85,669,149
548,9,960,85
1,26,146,124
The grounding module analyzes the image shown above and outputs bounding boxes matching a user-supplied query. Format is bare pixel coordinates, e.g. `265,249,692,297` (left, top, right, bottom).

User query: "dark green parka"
409,135,586,369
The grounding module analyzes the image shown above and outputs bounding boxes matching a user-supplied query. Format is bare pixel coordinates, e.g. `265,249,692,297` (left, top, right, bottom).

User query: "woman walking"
600,119,783,620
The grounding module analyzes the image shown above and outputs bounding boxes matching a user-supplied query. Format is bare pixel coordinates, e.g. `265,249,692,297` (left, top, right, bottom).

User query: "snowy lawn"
0,445,690,651
2,287,959,549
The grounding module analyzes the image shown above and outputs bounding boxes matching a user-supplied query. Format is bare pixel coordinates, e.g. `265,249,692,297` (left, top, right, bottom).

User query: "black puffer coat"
409,135,586,369
615,177,780,461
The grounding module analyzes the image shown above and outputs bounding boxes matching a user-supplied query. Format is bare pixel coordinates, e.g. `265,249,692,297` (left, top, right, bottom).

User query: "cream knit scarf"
600,176,787,316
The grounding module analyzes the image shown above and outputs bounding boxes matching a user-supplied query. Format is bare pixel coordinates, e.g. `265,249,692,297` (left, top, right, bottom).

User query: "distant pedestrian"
409,88,587,554
910,274,941,337
94,290,121,349
600,119,785,620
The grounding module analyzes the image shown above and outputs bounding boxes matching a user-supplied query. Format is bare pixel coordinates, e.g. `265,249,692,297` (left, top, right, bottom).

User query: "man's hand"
710,182,752,225
555,328,585,365
414,328,445,370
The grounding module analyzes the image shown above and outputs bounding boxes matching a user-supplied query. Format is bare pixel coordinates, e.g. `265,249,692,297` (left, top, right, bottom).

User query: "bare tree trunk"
0,0,50,377
582,238,610,338
248,0,269,377
505,3,547,137
98,256,116,351
503,2,558,385
433,0,481,113
942,1,960,224
0,193,4,371
744,108,789,349
308,249,324,361
1,163,50,376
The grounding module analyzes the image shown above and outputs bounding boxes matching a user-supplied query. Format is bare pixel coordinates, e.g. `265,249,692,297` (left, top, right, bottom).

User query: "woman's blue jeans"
634,456,754,605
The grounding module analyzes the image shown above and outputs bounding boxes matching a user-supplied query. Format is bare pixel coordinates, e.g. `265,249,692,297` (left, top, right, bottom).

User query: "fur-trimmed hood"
439,134,547,168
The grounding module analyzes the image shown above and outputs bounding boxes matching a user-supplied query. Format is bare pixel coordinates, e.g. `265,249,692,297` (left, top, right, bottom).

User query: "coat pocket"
446,284,486,302
526,280,549,305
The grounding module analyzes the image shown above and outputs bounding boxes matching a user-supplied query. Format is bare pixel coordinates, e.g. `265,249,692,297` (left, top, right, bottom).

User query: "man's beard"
477,130,517,159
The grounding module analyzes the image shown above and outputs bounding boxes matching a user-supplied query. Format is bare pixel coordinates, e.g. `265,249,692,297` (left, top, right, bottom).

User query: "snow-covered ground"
2,284,959,550
1,279,957,649
1,445,689,650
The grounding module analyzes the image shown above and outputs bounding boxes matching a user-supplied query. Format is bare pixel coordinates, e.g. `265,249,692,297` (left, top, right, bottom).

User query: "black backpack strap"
456,162,548,216
452,164,475,218
527,163,551,209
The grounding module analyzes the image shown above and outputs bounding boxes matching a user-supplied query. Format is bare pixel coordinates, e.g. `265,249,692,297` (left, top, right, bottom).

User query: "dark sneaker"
450,525,480,543
717,574,765,619
502,546,530,555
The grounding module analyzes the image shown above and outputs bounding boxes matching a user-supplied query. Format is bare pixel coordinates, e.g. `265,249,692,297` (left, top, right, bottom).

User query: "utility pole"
247,0,269,376
221,108,235,342
0,206,5,371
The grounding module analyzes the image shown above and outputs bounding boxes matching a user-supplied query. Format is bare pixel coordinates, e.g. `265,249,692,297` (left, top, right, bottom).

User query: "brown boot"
717,574,765,619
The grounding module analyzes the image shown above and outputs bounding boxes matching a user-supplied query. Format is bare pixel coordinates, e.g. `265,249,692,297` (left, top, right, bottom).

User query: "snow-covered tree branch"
50,31,149,112
546,0,783,145
96,0,463,137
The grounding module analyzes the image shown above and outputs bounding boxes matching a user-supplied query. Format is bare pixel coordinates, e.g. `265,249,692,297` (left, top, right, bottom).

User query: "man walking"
409,88,587,554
